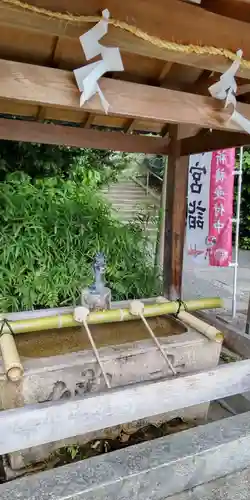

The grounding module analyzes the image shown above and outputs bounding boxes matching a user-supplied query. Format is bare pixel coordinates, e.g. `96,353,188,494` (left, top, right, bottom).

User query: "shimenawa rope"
1,0,250,70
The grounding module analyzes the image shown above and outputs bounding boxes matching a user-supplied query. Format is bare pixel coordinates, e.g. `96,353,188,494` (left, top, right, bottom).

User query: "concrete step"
113,208,158,215
104,186,159,194
105,192,157,201
107,199,158,206
102,179,159,238
168,468,250,500
113,208,154,215
2,413,250,500
103,185,145,192
106,195,155,200
114,214,158,224
115,222,158,233
103,189,147,194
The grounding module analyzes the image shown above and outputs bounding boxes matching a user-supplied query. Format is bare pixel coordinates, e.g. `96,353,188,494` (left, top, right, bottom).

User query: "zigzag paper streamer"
74,9,124,114
209,50,250,134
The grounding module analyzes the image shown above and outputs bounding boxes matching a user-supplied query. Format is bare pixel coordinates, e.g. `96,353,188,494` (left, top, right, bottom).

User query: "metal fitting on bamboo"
1,297,223,336
156,297,223,343
0,333,23,382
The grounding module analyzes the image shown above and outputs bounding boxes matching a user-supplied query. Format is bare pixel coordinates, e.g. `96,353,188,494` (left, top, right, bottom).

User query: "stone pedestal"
0,316,221,470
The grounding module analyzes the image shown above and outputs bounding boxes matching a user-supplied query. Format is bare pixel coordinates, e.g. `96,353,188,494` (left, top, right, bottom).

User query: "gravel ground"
183,249,250,317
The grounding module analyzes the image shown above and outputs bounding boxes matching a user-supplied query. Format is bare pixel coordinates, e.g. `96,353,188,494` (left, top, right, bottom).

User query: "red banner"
208,149,235,266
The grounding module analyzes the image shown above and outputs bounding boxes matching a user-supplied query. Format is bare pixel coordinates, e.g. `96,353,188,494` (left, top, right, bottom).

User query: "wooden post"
159,157,168,269
163,125,189,299
246,294,250,335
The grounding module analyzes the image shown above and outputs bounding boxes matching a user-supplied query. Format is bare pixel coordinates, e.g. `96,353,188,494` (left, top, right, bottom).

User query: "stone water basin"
14,314,186,359
0,313,222,470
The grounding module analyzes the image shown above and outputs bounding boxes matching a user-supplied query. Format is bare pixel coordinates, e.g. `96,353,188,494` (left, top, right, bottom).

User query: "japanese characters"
186,149,235,267
209,149,235,266
188,157,207,231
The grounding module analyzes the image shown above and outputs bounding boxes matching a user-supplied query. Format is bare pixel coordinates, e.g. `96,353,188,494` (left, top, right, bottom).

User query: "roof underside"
1,0,250,148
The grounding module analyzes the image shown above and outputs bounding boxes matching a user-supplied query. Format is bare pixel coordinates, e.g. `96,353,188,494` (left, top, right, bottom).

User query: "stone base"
1,412,250,500
0,321,221,470
8,403,210,472
168,468,250,500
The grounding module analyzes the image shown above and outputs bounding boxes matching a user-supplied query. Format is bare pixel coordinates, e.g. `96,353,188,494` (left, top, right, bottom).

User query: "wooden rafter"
202,0,250,23
2,59,250,132
161,124,170,138
158,62,174,83
36,106,46,120
0,118,170,154
80,113,94,129
1,0,250,78
123,118,135,134
127,62,174,134
160,69,208,136
184,69,214,95
180,129,250,155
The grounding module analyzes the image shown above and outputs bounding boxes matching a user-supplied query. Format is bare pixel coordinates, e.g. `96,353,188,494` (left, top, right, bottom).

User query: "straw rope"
1,0,250,70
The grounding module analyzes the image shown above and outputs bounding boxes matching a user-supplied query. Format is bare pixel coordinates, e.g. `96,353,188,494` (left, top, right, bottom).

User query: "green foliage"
66,445,80,460
0,172,161,312
0,142,76,180
0,141,127,185
144,155,165,179
71,150,129,188
237,149,250,249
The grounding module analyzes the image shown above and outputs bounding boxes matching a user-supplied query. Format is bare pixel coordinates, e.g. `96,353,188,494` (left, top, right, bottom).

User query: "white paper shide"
74,9,124,113
209,50,250,134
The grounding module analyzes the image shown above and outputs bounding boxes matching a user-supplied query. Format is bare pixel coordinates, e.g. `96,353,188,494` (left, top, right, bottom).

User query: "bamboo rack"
1,297,223,335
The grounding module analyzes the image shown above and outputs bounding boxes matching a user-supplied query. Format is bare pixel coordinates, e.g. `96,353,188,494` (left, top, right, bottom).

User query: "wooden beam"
2,59,250,132
180,129,250,155
158,62,174,83
1,359,250,454
161,124,170,138
35,106,46,120
123,118,135,134
185,70,215,96
0,118,169,154
163,125,189,299
159,71,205,138
127,66,203,138
80,113,94,129
202,0,250,23
1,0,250,77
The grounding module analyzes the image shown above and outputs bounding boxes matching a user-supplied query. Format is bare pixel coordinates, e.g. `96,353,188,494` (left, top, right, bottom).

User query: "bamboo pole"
178,313,223,342
157,297,223,342
1,298,223,336
0,334,23,381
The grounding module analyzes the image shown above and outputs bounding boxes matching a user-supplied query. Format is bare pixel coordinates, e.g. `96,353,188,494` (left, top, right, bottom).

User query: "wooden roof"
1,0,250,152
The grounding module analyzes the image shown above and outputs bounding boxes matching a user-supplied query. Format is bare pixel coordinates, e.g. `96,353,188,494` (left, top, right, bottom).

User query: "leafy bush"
238,149,250,249
0,172,161,312
0,141,127,185
71,150,128,188
0,142,77,180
